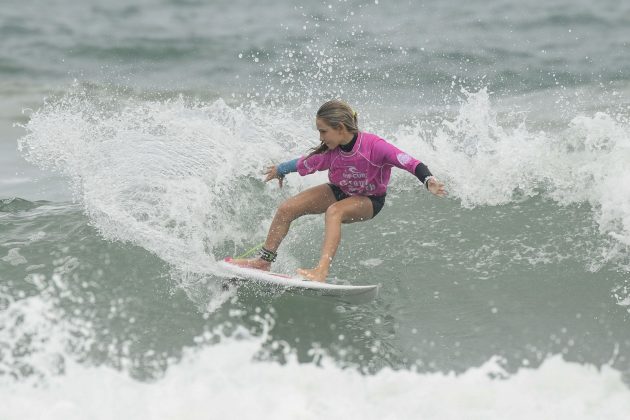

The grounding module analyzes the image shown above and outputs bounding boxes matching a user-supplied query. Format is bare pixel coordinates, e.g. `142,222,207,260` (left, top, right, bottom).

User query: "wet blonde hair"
309,100,359,156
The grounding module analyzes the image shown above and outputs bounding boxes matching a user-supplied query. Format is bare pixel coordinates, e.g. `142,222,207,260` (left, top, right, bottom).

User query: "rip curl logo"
397,153,412,166
342,166,367,179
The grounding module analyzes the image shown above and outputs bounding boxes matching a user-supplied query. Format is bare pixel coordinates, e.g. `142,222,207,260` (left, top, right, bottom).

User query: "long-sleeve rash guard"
284,131,432,197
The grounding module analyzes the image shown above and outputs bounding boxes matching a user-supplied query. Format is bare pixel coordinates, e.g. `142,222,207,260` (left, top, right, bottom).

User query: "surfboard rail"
218,259,379,302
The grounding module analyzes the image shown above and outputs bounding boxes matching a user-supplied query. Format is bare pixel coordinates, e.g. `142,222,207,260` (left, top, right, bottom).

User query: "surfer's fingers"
428,182,447,197
263,166,278,180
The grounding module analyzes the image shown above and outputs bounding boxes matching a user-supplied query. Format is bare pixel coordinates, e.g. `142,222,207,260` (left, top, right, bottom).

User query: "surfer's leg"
297,195,373,282
265,184,337,251
229,184,336,270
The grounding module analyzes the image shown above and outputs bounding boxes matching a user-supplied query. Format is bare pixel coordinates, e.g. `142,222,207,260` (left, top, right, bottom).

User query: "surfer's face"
316,118,352,150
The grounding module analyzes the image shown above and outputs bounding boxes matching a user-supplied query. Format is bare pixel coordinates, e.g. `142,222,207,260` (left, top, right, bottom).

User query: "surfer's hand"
264,165,284,188
427,177,447,197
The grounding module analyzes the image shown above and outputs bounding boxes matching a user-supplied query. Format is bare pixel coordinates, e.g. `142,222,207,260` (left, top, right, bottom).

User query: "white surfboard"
218,259,379,302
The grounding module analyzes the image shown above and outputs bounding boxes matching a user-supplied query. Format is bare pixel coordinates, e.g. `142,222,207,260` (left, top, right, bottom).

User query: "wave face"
17,87,630,270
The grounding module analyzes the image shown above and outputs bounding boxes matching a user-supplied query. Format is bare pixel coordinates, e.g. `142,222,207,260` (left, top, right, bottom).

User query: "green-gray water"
2,0,630,418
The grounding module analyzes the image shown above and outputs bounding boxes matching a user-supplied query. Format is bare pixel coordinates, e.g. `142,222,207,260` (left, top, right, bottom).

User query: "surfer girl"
228,100,446,282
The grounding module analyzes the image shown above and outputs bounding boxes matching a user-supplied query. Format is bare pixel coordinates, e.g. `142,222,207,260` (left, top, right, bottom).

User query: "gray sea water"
2,0,630,418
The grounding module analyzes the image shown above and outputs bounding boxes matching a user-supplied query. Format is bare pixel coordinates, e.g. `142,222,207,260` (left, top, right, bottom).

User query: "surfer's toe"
296,267,327,283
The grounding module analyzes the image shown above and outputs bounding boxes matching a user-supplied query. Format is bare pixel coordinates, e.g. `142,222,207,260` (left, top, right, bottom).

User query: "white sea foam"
1,271,628,419
360,258,383,267
1,248,27,266
1,328,629,420
394,89,630,253
18,89,320,273
0,295,78,383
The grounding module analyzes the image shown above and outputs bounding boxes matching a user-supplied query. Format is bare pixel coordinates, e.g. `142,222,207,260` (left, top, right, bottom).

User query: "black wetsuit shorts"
327,183,386,218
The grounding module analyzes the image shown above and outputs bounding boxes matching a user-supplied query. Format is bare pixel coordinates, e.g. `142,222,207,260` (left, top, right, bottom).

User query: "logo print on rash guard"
343,166,367,179
397,153,412,166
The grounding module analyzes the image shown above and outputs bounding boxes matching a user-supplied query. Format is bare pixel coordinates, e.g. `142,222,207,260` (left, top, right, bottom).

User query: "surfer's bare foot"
227,257,271,271
297,266,328,283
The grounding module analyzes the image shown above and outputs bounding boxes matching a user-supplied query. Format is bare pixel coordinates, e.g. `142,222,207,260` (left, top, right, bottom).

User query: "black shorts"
327,183,386,218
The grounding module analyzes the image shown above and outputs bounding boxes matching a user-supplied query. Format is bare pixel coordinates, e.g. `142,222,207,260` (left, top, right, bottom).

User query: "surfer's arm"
276,158,299,177
414,164,446,196
373,139,446,196
265,158,298,188
414,162,433,187
414,163,445,196
264,157,306,188
296,152,332,175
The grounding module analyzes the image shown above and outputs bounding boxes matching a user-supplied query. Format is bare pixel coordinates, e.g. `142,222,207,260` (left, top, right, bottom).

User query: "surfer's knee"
325,203,344,222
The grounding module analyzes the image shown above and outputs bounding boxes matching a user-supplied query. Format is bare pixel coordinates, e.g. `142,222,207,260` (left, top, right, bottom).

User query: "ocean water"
2,0,630,418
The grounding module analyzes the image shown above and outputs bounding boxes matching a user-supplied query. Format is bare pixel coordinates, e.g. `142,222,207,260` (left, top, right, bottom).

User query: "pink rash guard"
296,132,421,196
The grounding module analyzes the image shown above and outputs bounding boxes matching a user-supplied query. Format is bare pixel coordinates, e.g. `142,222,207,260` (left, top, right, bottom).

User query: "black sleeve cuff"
414,162,433,185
